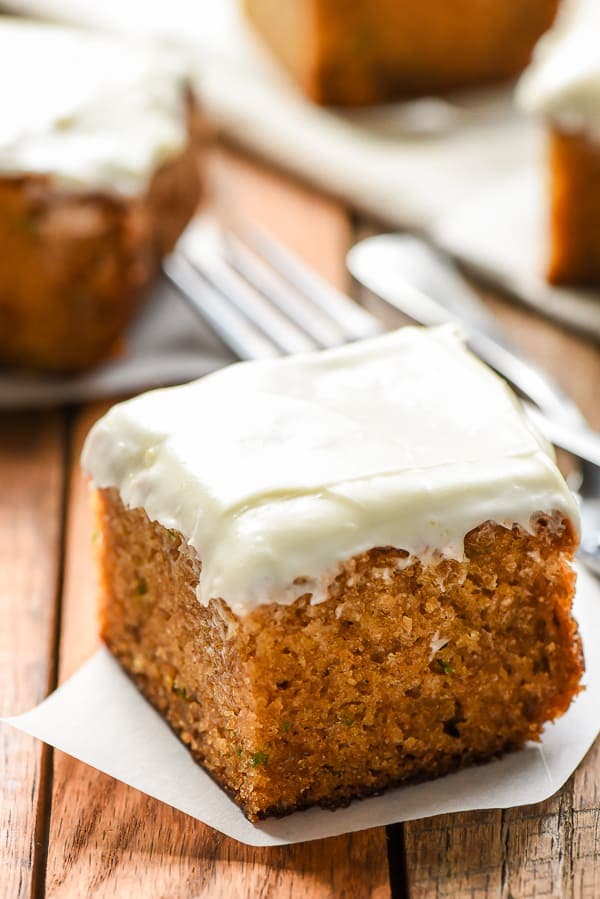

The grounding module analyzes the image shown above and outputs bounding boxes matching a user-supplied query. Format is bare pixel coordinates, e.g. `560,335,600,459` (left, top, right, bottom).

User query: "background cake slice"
517,0,600,286
243,0,560,106
82,326,583,821
0,19,204,372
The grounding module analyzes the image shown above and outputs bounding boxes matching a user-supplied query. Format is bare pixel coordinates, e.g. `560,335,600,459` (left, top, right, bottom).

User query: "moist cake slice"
82,325,583,821
242,0,559,106
517,0,600,286
0,19,203,372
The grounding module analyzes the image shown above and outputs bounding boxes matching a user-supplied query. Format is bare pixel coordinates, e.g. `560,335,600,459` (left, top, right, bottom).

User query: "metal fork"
164,217,383,362
163,216,600,573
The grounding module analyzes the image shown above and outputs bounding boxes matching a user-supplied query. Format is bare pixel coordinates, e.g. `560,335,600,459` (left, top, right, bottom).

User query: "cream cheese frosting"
517,0,600,133
0,18,189,193
82,326,579,615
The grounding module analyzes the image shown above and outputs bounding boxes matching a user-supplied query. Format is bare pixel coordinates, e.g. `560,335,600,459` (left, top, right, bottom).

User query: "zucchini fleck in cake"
517,0,600,286
82,326,583,822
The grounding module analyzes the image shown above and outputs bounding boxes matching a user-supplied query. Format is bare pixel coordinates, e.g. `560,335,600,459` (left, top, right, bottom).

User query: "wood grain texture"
570,738,600,899
403,811,504,899
48,768,390,899
45,150,391,899
501,789,571,898
0,412,65,899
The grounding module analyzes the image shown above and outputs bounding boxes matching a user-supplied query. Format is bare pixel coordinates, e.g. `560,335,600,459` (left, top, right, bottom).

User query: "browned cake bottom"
96,487,583,821
548,127,600,286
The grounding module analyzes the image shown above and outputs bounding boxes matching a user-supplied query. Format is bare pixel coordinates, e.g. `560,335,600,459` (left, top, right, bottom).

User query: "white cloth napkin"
2,0,598,407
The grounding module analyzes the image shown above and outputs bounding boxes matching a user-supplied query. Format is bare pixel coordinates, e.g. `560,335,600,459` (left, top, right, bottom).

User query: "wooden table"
2,146,599,898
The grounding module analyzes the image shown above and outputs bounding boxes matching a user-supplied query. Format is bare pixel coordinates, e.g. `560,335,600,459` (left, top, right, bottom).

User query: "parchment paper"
4,566,599,847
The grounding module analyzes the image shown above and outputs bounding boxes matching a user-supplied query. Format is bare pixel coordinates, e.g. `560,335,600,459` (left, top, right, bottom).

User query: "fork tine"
228,219,384,342
179,221,318,357
223,232,346,349
163,252,281,361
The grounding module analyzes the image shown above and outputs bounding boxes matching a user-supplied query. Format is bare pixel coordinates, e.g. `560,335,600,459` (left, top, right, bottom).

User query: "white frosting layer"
82,326,579,616
517,0,600,132
0,19,189,193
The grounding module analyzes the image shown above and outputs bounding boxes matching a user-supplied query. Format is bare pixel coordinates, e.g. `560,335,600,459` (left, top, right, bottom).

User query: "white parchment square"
4,567,599,846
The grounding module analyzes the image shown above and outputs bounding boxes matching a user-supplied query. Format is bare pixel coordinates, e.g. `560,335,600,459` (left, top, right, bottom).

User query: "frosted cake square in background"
518,0,600,286
242,0,559,105
0,18,204,372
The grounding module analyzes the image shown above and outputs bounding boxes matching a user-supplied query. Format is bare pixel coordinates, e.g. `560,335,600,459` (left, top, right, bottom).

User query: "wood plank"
500,789,572,898
0,411,65,899
403,812,504,898
570,738,600,898
45,149,392,898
